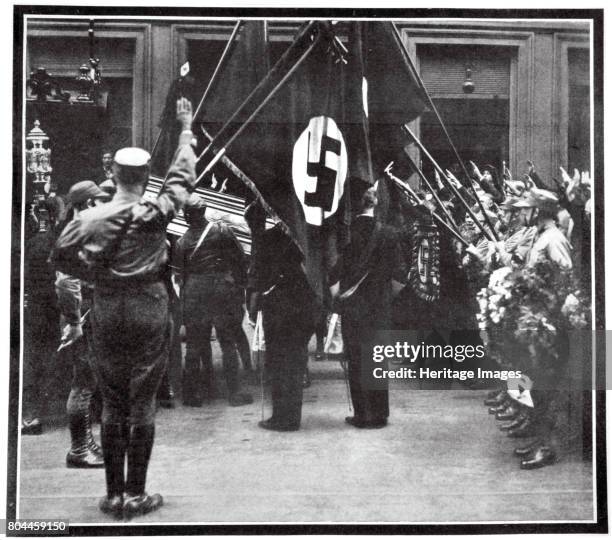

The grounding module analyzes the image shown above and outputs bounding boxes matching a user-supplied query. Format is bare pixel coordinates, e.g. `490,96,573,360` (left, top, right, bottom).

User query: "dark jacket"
172,220,247,287
332,215,400,328
249,224,317,337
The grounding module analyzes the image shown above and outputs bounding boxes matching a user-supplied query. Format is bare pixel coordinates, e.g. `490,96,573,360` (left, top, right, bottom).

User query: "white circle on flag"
292,116,348,226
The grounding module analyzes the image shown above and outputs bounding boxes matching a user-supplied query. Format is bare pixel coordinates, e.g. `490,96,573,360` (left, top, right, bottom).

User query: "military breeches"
183,274,243,393
91,281,170,426
62,315,98,416
531,365,575,452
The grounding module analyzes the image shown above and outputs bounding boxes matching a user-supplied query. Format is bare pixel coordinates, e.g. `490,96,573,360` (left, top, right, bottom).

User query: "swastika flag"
199,22,364,304
205,21,426,304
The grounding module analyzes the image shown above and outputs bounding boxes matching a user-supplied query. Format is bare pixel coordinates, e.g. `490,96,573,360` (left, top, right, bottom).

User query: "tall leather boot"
99,422,129,518
123,424,163,519
85,412,103,456
66,413,104,468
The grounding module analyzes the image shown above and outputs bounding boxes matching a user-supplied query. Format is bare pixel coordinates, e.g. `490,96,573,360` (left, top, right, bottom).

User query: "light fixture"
25,120,53,230
76,19,102,102
462,67,475,94
27,19,102,104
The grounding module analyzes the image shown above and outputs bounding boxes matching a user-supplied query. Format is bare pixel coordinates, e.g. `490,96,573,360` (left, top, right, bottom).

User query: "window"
181,26,274,198
417,45,512,180
26,34,135,190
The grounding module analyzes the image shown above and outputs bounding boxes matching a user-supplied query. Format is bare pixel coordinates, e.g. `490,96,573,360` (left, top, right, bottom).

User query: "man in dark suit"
332,187,401,428
246,202,318,432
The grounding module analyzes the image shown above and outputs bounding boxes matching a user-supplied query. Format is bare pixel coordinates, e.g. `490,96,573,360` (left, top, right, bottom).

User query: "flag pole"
196,21,320,165
199,126,292,239
403,125,495,242
150,20,242,168
149,126,164,163
390,22,498,241
195,34,320,181
401,153,459,231
150,62,191,161
384,168,469,248
193,20,243,122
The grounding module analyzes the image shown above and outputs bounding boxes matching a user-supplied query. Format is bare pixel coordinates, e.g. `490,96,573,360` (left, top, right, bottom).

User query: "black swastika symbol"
304,131,342,212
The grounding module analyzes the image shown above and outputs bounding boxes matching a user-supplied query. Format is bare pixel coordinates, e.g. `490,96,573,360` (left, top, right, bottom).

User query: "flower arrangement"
476,266,514,331
561,290,590,329
476,266,523,366
477,258,582,370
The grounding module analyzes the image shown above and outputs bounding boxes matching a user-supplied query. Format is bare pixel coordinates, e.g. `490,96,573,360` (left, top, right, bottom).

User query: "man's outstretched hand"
177,97,193,131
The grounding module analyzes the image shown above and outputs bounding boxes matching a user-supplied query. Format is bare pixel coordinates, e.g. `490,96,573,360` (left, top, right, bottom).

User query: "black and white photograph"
3,3,607,535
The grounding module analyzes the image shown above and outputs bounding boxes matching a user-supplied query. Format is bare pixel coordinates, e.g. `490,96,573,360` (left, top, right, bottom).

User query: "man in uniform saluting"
52,98,196,519
510,189,574,470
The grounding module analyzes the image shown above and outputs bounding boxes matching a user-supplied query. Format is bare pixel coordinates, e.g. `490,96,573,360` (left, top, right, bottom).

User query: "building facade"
25,17,591,195
20,14,594,429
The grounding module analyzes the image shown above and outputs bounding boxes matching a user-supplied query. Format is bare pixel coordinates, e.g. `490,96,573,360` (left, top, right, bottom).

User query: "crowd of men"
21,97,592,519
452,162,591,471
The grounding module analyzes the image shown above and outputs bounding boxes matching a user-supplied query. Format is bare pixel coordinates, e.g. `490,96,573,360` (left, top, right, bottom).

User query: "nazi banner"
292,116,348,226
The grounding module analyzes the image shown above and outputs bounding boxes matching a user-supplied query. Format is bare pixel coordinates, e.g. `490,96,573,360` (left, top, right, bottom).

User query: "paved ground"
17,350,594,526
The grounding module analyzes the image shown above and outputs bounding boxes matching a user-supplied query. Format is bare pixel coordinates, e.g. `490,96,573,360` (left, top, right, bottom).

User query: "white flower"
541,318,556,333
489,267,512,288
561,293,580,316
